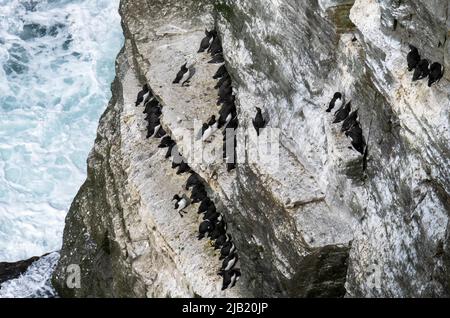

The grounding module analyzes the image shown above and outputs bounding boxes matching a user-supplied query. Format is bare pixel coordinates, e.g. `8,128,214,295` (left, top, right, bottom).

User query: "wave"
0,0,123,262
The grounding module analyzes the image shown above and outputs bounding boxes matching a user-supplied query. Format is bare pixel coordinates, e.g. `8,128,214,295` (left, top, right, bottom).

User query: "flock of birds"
134,29,446,292
325,44,445,157
134,28,243,291
326,93,366,155
407,45,444,86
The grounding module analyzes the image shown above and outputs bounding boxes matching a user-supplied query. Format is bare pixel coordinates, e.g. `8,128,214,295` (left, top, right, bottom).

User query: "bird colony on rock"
132,29,244,291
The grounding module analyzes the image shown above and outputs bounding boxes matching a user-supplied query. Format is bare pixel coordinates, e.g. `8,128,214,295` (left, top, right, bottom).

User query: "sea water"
0,0,123,265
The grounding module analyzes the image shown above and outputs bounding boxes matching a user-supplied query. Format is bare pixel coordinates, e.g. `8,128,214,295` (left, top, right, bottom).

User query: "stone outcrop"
53,0,450,298
0,255,43,284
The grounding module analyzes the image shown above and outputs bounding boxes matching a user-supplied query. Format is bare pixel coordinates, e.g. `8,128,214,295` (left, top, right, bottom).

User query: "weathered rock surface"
53,0,450,298
0,255,42,284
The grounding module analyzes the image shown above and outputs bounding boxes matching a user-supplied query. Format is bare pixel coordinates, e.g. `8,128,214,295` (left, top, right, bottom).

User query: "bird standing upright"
252,107,267,136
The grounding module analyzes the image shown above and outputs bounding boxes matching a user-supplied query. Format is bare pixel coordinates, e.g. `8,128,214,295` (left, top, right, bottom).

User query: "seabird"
135,84,150,107
208,36,223,55
221,253,238,272
407,45,421,72
333,101,351,124
220,241,236,260
214,234,231,250
155,127,167,138
412,59,430,81
181,62,197,87
173,63,188,84
204,208,220,223
185,172,202,190
202,115,219,141
191,184,208,203
198,29,214,53
143,99,160,113
176,162,191,175
215,73,230,89
428,62,444,87
213,64,228,79
218,81,233,99
198,197,214,214
345,123,366,154
158,136,174,148
326,92,343,113
209,218,227,240
172,194,190,217
198,220,214,240
252,107,267,136
165,143,177,159
341,109,358,132
218,269,241,291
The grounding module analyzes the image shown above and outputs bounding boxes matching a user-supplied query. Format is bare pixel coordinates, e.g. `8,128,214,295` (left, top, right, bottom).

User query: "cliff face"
52,0,450,297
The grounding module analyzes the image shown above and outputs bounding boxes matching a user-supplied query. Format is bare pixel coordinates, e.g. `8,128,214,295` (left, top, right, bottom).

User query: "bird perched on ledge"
135,84,150,107
407,45,420,72
326,92,343,113
252,107,267,136
428,62,444,87
172,194,190,217
412,59,430,81
198,29,216,53
218,269,241,291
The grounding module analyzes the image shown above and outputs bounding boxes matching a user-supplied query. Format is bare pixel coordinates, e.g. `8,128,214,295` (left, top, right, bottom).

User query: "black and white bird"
218,102,236,128
341,109,358,132
252,107,267,136
202,115,219,141
215,73,230,89
198,29,215,53
204,208,221,223
198,197,214,214
209,218,227,240
158,136,174,148
218,80,232,99
173,63,188,84
165,143,177,159
412,59,430,81
208,35,222,55
135,84,150,107
146,122,161,139
326,92,343,113
191,184,208,203
224,116,239,131
428,62,444,87
172,194,190,217
213,64,227,79
220,240,235,260
176,162,191,175
144,98,160,112
221,253,238,272
154,127,167,139
219,269,241,291
214,233,231,250
198,220,214,240
407,45,421,72
181,62,197,87
333,101,351,124
345,123,366,154
185,172,202,190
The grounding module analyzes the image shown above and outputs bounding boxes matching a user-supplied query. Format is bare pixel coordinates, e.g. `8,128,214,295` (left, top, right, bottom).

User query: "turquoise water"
0,0,123,262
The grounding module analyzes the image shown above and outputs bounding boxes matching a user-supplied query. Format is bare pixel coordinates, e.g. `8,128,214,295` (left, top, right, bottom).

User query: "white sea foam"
0,252,60,298
0,0,123,262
